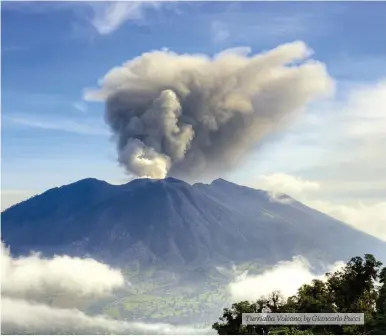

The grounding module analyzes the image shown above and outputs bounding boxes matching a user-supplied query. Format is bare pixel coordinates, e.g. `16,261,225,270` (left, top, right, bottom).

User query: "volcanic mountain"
2,177,385,269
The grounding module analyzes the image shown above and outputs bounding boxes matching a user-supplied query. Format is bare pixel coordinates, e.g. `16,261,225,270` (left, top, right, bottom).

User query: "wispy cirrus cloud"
5,116,108,136
73,101,88,113
211,21,229,44
208,7,330,46
1,46,28,54
2,1,170,37
90,1,165,35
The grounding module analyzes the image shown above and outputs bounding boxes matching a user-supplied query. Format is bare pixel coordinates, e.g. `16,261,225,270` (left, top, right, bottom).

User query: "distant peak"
66,178,109,187
78,177,104,183
125,177,190,189
125,177,156,187
164,177,185,184
213,178,227,183
211,178,236,186
160,177,192,188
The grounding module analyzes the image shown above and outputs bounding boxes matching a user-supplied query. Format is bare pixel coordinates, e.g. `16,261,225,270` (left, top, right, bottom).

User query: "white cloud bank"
258,173,320,195
2,298,212,335
1,242,210,334
253,172,386,242
229,256,345,302
248,79,386,242
1,242,124,301
308,200,386,241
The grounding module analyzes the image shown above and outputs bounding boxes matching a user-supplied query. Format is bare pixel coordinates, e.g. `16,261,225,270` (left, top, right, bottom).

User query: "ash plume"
85,41,334,180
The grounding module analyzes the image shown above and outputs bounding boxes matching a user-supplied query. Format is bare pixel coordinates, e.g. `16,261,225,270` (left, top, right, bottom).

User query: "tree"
212,254,386,335
376,267,386,314
370,267,386,335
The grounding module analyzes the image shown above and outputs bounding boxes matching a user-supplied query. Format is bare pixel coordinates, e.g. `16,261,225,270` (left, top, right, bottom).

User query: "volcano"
2,177,385,269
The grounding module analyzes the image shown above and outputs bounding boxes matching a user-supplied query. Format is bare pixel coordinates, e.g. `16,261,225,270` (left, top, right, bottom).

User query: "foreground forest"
213,254,386,335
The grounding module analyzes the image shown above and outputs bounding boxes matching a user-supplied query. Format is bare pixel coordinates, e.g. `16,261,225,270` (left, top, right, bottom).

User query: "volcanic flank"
2,178,385,269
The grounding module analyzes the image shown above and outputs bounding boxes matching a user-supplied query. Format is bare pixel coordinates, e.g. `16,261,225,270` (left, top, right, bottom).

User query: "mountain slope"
2,177,385,269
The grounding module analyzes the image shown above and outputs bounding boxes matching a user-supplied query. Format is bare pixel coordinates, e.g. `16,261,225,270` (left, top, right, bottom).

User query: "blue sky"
1,1,386,239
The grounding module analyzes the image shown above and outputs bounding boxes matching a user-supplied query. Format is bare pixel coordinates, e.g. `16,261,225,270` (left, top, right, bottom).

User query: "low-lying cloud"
1,242,124,301
2,298,212,335
229,256,344,301
84,41,334,180
1,243,211,334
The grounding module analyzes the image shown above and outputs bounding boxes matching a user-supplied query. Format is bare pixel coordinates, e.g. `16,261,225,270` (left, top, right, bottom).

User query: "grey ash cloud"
84,41,334,180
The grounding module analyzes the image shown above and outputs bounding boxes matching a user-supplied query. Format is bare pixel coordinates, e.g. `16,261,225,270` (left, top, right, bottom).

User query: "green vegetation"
103,284,230,321
101,264,235,323
213,254,386,335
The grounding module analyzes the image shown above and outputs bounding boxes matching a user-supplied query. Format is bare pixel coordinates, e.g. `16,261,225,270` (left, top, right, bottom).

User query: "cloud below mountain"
1,242,210,334
229,256,345,301
1,242,125,302
2,298,212,335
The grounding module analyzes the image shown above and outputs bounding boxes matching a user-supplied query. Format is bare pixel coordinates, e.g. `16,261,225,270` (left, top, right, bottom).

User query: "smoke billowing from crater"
84,41,334,180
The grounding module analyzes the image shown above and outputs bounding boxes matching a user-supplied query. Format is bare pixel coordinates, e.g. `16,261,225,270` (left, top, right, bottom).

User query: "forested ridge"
213,254,386,335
